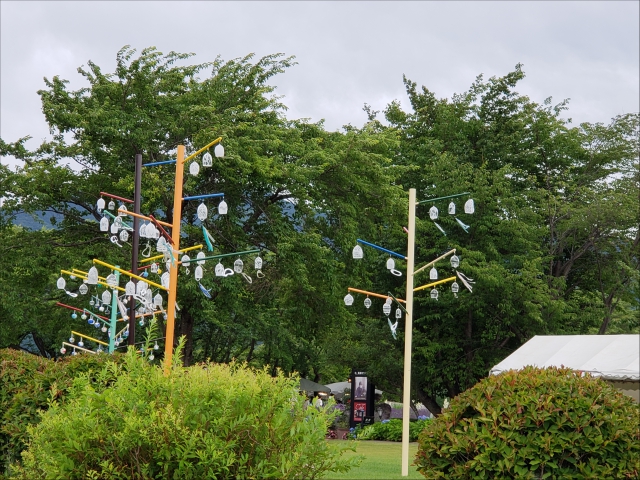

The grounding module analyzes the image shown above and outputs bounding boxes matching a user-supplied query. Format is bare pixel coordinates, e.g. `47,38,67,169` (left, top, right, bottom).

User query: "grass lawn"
323,440,423,479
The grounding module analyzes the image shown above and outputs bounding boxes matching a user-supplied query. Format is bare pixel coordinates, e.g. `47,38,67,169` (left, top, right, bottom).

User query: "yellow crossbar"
62,342,97,354
139,244,203,264
184,137,222,163
60,270,126,293
92,259,168,291
414,276,457,292
70,331,109,346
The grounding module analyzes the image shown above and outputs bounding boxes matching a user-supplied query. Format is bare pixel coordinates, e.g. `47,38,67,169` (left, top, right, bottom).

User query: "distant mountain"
10,211,63,230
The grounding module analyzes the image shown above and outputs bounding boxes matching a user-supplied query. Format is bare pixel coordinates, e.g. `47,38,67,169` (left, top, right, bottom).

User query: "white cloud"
1,1,638,168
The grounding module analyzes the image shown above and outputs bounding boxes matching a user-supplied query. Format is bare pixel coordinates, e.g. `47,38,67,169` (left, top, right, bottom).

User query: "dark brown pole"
128,153,142,345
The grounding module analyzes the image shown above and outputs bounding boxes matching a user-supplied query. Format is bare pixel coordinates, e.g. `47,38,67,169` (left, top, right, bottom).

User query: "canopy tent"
490,335,639,401
325,381,382,400
299,378,331,394
490,335,639,380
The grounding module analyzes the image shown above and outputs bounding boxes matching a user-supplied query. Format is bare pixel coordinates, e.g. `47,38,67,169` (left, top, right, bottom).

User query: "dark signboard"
349,369,375,428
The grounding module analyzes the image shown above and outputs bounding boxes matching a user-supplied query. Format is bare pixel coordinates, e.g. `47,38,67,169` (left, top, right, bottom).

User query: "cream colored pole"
401,188,416,476
163,144,185,375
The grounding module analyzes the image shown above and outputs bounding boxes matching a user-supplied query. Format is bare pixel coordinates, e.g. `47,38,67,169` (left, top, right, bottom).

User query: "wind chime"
411,249,475,300
423,192,474,236
57,140,268,360
343,288,406,340
176,142,265,296
345,192,477,340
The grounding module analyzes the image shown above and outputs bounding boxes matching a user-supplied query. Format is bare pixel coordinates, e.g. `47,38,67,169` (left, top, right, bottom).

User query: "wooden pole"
401,189,416,476
129,153,142,346
163,145,185,374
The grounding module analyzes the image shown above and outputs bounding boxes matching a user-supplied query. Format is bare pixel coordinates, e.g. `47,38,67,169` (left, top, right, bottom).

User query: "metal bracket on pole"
416,191,470,205
387,292,409,315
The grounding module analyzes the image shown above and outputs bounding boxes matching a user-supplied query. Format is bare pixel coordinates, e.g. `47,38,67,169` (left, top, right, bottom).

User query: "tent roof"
299,378,331,393
325,381,383,396
490,335,640,381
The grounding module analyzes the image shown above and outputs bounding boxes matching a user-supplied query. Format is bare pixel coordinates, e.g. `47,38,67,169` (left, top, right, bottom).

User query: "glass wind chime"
55,262,164,356
351,239,405,277
416,253,474,300
96,197,138,248
177,249,265,299
343,291,403,340
427,196,474,236
175,146,267,297
347,238,408,339
192,144,228,219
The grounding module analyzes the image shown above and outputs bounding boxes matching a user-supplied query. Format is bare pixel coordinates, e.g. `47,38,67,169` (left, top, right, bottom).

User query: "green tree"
328,65,638,415
0,46,404,383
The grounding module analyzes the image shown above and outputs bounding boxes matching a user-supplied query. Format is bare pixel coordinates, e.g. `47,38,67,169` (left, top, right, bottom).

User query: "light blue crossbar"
143,160,177,167
357,239,407,260
183,193,225,201
417,192,470,205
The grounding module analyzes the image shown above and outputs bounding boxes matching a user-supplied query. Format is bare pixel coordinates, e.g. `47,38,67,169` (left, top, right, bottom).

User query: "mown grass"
324,440,423,479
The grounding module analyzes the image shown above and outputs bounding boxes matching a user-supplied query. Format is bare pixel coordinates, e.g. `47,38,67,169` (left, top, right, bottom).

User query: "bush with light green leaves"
0,348,124,476
415,366,640,479
357,419,430,442
12,340,360,479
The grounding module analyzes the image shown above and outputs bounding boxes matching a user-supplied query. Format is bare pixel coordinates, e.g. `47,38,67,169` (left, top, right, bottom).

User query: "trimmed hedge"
357,419,430,442
11,348,360,479
415,366,640,479
0,349,123,475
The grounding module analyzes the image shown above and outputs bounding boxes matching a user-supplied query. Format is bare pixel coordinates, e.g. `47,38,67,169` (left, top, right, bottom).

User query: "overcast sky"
1,1,638,168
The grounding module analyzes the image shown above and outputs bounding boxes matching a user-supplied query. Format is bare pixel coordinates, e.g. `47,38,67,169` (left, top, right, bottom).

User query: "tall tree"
327,65,639,415
0,46,403,378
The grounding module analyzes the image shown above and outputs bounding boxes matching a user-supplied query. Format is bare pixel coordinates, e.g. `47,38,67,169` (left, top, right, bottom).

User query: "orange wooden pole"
347,287,406,303
163,145,185,374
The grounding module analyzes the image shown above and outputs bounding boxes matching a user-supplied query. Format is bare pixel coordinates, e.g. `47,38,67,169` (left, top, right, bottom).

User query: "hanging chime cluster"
343,292,403,340
56,144,266,357
429,198,474,236
344,194,477,339
55,265,160,357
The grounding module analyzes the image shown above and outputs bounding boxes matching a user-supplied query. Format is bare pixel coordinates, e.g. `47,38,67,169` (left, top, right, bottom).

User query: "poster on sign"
353,401,366,422
354,377,368,400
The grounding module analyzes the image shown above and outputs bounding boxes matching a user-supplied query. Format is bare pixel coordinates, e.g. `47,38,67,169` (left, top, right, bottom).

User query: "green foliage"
12,349,361,479
338,66,638,416
1,47,638,432
357,419,429,443
0,46,405,382
0,225,114,356
414,367,640,479
0,349,123,475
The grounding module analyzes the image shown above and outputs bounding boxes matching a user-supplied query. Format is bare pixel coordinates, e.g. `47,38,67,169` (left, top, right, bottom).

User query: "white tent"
325,381,382,399
299,378,331,394
490,335,640,401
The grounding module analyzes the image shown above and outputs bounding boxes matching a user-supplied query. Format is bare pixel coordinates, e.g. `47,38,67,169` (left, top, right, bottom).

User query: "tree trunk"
246,338,256,363
598,292,617,335
416,391,442,417
32,332,50,358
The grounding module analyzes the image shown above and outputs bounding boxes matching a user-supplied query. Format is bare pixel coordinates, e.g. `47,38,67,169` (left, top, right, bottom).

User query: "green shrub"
358,419,430,442
12,347,360,479
0,348,122,475
415,366,640,479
